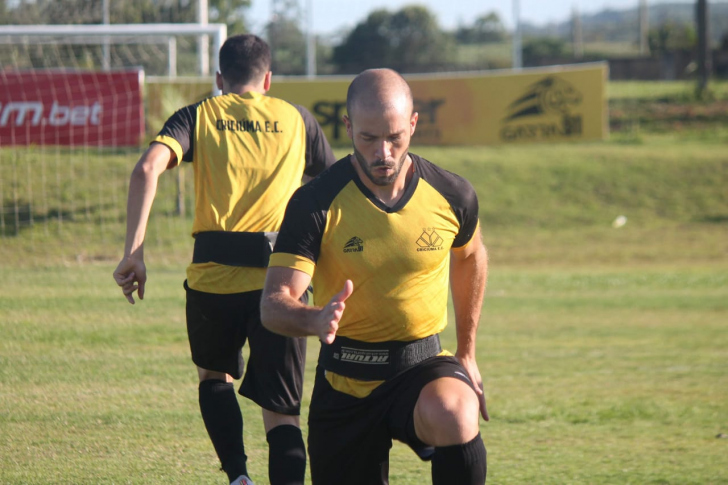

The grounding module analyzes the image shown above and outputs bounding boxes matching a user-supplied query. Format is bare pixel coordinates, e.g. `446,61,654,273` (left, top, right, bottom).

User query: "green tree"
455,12,506,44
266,0,306,75
210,0,249,36
0,0,250,75
648,22,697,53
0,0,250,34
332,5,455,74
522,37,568,64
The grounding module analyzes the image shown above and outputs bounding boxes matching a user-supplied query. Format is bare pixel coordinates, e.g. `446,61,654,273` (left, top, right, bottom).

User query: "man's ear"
410,111,419,135
215,71,224,91
343,114,353,140
262,71,272,92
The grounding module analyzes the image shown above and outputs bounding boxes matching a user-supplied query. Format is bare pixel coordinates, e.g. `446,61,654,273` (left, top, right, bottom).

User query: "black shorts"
307,355,475,485
184,281,306,415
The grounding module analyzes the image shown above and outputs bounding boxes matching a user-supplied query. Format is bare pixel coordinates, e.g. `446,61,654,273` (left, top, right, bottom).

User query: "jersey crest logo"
343,236,364,253
416,228,444,252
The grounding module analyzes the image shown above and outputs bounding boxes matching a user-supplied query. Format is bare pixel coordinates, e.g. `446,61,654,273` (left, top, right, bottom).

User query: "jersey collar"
350,153,420,214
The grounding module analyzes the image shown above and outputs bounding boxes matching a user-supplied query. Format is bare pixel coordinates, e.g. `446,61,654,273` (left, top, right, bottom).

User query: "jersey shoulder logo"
343,236,364,253
416,228,444,252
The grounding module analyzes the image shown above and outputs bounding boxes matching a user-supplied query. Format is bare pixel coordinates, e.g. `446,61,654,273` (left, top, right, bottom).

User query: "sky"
244,0,698,37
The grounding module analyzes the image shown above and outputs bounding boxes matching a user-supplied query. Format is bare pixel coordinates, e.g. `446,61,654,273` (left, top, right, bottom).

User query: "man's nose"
375,140,392,160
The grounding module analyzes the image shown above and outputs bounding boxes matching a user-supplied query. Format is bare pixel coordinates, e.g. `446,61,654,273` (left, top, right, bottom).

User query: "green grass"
455,43,513,70
1,82,727,483
1,264,726,483
2,131,726,269
608,80,728,101
608,80,728,135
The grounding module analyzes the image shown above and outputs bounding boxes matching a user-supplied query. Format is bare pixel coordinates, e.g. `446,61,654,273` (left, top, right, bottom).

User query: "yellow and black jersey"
270,153,480,343
152,91,335,294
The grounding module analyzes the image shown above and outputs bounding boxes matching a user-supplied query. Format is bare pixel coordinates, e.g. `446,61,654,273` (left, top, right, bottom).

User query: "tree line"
1,0,725,76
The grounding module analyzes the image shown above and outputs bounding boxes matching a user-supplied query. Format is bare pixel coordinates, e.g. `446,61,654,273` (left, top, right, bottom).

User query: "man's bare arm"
450,229,489,420
261,266,353,344
112,142,176,304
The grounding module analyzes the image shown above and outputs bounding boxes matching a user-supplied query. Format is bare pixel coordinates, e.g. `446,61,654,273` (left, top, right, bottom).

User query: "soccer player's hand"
113,257,147,305
317,279,353,344
457,353,489,421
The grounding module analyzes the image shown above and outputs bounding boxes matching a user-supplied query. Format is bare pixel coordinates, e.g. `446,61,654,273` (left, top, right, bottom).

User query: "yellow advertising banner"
267,62,608,146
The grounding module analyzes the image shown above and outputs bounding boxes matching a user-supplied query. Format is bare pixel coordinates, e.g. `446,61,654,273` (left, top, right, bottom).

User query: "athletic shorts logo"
337,347,390,364
453,370,473,384
343,236,364,253
416,228,444,252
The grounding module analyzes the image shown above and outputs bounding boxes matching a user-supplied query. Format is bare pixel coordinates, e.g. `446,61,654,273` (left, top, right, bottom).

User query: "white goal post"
0,23,227,94
0,23,228,249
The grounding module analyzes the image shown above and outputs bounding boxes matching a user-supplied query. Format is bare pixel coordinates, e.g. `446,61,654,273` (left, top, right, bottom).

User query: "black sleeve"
451,180,479,248
294,104,337,177
273,184,328,263
274,158,351,262
156,103,198,162
414,155,480,248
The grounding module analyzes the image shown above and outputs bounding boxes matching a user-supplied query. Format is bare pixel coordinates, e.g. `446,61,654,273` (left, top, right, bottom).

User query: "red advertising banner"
0,69,145,147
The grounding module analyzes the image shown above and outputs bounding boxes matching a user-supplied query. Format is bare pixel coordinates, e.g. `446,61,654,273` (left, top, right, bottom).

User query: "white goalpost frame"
0,23,227,242
0,23,228,94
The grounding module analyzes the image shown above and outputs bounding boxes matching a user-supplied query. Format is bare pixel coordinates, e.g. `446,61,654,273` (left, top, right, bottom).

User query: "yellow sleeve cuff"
268,253,316,277
152,135,183,167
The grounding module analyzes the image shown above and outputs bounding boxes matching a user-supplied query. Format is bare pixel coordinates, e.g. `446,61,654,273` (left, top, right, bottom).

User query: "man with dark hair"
261,68,489,485
113,34,336,485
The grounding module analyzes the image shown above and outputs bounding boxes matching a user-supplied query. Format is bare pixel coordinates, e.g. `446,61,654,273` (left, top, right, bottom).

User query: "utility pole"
102,0,110,70
198,0,209,76
696,0,710,97
512,0,522,69
639,0,650,56
306,0,316,78
572,6,583,59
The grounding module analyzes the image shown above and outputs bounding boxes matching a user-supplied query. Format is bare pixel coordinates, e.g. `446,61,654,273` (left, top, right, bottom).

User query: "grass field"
1,82,727,483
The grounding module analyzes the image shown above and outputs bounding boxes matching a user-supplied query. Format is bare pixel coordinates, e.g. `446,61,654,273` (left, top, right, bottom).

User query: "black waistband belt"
192,231,278,268
320,334,442,381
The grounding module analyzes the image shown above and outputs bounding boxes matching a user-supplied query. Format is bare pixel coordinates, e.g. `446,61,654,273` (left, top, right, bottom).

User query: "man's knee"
414,377,480,446
262,408,300,433
197,366,231,382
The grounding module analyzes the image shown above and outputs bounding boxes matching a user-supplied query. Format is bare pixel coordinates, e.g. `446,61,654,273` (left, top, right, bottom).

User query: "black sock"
266,424,306,485
199,379,248,482
431,433,487,485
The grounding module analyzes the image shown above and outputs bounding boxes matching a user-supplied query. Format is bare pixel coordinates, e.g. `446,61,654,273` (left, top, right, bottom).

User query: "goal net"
0,23,226,265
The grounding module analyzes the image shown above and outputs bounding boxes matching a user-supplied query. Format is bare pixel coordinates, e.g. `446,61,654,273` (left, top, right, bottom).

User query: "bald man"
261,69,489,484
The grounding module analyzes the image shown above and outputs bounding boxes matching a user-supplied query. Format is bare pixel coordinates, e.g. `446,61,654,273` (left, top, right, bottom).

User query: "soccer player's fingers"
332,279,353,303
321,323,337,344
472,374,484,396
320,302,342,343
460,363,488,421
137,279,145,301
479,393,489,422
113,271,135,286
122,283,138,304
458,358,484,395
318,319,337,344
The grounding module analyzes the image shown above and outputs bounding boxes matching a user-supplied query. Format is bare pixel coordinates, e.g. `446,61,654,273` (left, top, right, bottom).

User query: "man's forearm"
123,167,159,258
122,144,173,258
450,243,488,357
260,292,321,337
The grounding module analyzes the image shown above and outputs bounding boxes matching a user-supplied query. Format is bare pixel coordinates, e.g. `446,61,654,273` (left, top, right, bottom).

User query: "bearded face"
345,105,416,187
